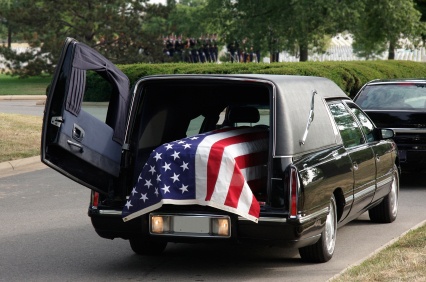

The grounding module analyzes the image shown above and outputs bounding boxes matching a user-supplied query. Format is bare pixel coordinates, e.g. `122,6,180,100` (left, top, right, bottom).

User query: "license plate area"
149,213,231,238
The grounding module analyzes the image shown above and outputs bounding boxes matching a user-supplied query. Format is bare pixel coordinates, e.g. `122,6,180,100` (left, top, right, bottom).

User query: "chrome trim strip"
377,175,393,187
238,216,287,223
354,184,376,200
299,90,317,145
345,194,354,204
390,128,426,134
98,210,122,216
299,207,329,224
272,144,342,159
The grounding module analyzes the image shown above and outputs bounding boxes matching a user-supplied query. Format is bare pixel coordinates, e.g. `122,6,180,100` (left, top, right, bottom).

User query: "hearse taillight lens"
289,167,299,218
91,191,99,209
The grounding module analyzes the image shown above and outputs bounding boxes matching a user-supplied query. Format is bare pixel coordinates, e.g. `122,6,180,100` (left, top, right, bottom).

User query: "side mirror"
380,128,395,139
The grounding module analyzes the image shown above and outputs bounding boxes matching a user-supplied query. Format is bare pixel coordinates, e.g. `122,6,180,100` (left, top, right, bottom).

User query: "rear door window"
329,102,365,148
346,102,377,143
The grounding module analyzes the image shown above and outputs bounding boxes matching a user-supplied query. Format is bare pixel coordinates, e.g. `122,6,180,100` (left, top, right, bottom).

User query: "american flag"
122,127,268,223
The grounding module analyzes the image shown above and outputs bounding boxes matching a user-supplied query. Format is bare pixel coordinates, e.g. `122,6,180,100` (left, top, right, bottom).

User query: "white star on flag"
180,161,189,171
154,152,162,161
162,162,171,171
144,179,153,188
179,184,189,194
183,143,191,149
170,173,180,183
140,193,148,202
171,151,180,160
161,185,170,194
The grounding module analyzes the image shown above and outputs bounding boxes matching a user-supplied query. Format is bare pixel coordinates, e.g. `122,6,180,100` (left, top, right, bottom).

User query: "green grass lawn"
0,74,51,95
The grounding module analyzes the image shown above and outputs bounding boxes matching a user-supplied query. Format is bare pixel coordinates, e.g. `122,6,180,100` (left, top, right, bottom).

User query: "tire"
299,195,337,263
129,237,167,256
369,166,399,223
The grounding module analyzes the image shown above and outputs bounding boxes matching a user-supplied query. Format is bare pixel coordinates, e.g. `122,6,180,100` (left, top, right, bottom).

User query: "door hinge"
122,143,130,151
51,116,64,127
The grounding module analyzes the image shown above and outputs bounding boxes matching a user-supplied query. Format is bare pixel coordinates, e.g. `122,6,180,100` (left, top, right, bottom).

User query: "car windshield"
355,83,426,111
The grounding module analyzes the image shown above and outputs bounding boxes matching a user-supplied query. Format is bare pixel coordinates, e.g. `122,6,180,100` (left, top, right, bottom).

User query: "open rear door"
41,38,130,194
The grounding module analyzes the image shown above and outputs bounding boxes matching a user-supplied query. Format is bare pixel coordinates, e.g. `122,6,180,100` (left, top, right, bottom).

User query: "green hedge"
85,60,426,101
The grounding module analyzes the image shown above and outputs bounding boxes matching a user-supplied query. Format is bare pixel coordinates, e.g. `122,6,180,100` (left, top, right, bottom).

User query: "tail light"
289,166,299,218
91,191,99,209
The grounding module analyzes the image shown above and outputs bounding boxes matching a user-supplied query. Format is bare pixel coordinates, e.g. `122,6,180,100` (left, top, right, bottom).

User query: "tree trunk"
7,24,12,49
388,41,395,60
299,45,308,62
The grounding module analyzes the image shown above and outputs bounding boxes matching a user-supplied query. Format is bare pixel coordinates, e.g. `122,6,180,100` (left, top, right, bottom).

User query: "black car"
41,38,399,263
353,79,426,173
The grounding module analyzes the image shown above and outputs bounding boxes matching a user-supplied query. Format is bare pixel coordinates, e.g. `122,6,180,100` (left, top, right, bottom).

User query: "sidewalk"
0,95,46,101
0,156,46,178
0,155,40,170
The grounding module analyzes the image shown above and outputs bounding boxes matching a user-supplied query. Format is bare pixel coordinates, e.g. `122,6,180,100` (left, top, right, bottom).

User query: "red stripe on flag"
206,131,268,201
234,151,268,169
248,194,260,217
224,164,245,208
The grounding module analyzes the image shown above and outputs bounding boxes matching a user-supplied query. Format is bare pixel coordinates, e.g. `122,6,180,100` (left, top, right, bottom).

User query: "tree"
0,0,169,77
167,0,209,37
204,0,351,62
351,0,424,60
0,0,25,49
204,0,284,62
414,0,426,45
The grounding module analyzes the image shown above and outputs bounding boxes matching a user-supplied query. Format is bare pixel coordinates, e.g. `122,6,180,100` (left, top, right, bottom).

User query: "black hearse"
41,38,399,263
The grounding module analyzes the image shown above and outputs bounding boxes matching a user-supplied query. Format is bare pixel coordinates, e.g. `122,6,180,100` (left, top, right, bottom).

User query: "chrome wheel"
368,165,399,223
325,197,337,255
299,194,337,262
389,173,398,218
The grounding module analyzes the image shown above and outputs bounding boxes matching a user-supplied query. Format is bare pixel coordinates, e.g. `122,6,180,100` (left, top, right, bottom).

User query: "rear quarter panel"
295,146,353,223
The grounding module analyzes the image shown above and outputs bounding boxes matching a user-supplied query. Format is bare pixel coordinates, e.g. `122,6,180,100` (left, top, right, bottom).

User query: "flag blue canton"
122,133,210,220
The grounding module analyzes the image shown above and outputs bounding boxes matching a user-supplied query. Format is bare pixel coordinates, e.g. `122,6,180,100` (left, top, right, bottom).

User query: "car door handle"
67,140,84,153
353,162,359,171
72,124,85,142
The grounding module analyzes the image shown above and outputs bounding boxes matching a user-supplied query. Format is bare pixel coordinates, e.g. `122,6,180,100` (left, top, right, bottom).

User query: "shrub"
85,61,426,101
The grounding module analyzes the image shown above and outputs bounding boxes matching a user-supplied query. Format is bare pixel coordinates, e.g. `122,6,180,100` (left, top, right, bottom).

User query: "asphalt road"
0,99,45,116
0,164,425,282
0,100,107,121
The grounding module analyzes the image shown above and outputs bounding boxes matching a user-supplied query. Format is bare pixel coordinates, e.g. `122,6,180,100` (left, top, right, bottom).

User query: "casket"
122,127,268,223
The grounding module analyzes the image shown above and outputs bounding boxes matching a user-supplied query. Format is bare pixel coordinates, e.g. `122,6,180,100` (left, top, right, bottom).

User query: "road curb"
0,156,41,173
0,95,46,101
328,219,426,281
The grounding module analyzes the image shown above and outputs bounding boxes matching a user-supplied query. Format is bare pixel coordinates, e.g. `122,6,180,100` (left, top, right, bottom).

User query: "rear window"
135,81,271,151
355,84,426,110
